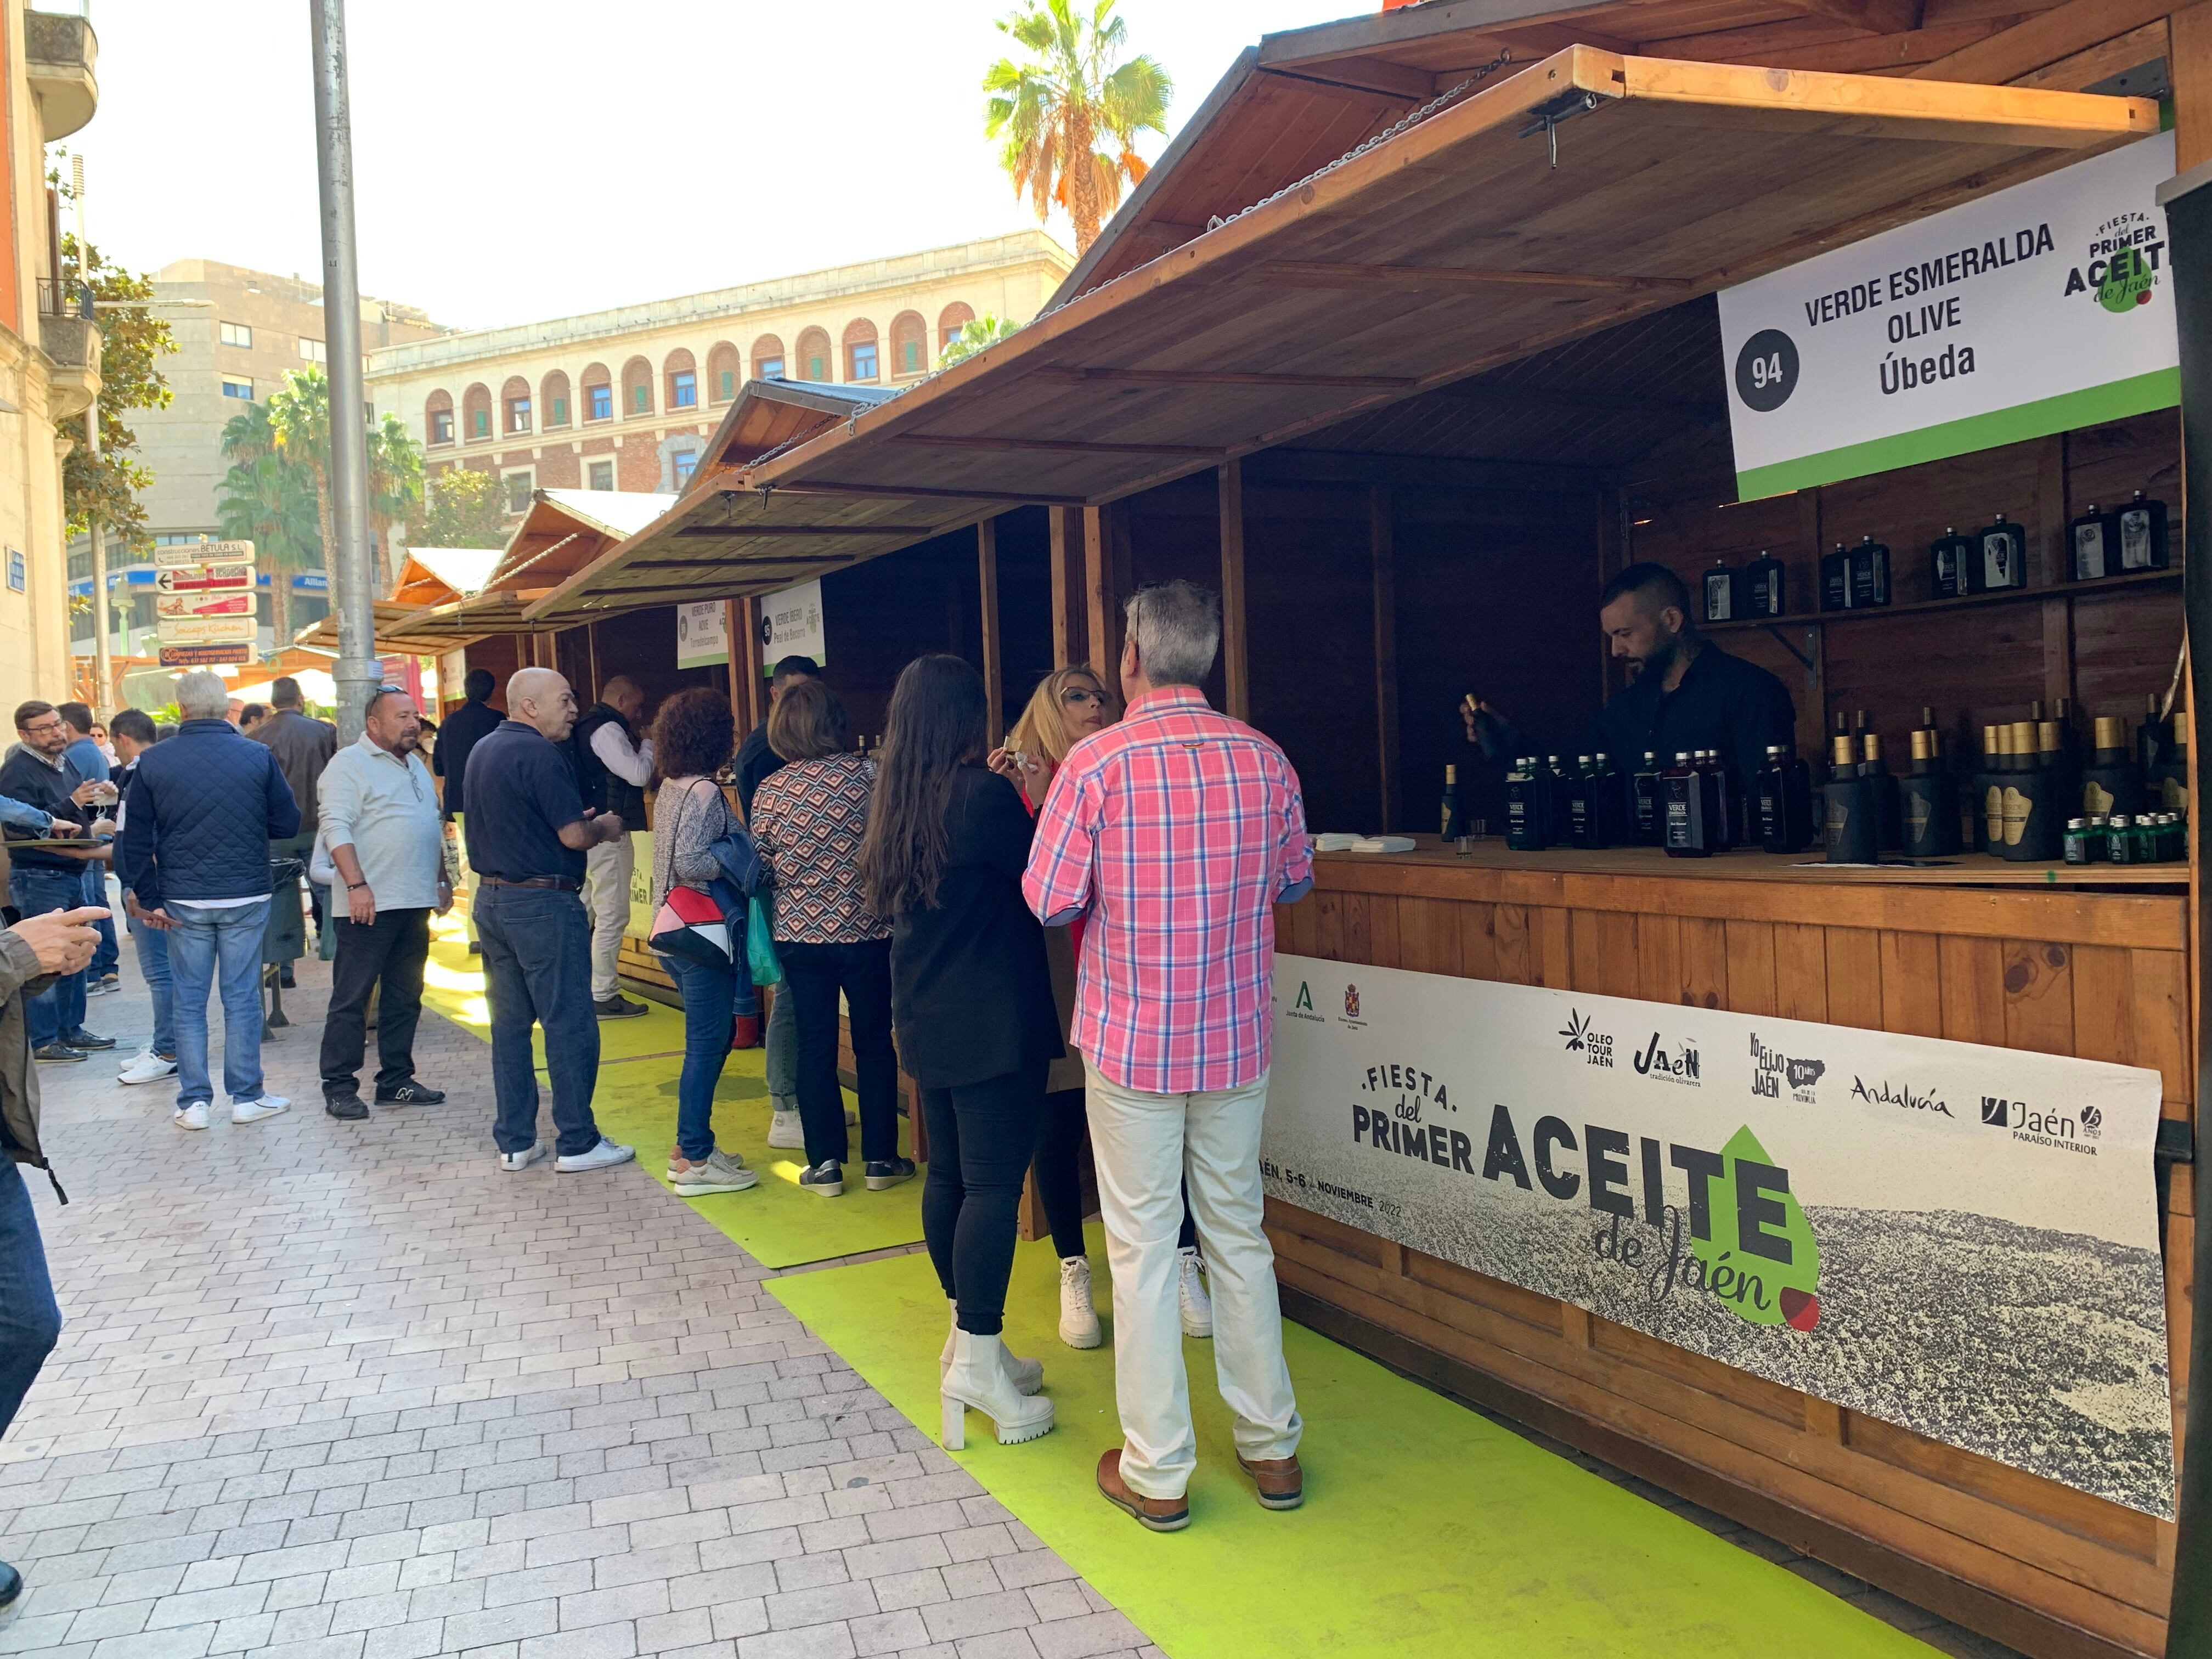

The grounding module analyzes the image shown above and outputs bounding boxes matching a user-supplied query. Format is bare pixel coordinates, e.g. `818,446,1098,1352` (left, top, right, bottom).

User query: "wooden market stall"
520,12,2211,1656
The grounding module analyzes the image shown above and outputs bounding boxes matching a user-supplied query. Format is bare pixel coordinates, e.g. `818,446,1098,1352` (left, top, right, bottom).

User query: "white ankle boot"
1178,1246,1214,1338
1058,1257,1102,1349
940,1330,1054,1449
940,1300,1043,1393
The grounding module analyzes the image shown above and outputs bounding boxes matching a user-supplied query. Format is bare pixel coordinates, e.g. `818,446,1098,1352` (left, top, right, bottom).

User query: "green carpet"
769,1243,1930,1659
421,916,687,1063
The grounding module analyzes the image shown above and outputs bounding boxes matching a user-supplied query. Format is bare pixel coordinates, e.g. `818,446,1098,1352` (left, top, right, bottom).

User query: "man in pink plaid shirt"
1024,579,1313,1532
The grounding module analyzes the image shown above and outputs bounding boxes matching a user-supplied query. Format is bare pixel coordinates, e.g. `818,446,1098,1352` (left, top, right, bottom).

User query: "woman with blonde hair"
991,666,1212,1352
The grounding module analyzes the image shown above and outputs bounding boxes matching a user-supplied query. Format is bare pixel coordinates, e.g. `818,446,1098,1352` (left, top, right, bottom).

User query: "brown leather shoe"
1097,1448,1190,1532
1237,1453,1305,1510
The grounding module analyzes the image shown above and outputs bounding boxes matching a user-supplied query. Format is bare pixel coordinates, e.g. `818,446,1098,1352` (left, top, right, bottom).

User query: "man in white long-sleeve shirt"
570,676,654,1019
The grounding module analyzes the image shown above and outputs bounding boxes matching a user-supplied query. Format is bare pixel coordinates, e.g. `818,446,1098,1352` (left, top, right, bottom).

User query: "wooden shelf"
1702,566,2180,633
1316,837,2188,888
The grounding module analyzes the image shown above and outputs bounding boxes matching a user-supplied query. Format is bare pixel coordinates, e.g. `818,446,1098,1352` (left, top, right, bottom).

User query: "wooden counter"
1269,842,2192,1659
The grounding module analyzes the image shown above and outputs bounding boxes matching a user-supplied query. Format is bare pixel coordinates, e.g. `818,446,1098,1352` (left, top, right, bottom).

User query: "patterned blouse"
749,753,889,945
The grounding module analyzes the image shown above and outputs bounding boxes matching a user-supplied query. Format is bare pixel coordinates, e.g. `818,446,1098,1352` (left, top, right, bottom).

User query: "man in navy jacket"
116,672,300,1131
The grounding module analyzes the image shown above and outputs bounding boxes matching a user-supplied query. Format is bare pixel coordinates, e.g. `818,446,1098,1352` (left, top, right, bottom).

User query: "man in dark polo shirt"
463,667,634,1176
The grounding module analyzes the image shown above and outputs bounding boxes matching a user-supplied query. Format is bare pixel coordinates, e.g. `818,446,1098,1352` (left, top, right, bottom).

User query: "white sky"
66,0,1361,330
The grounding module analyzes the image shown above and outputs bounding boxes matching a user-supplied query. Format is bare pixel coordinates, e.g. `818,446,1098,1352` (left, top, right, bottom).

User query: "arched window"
581,362,613,422
620,356,653,417
501,375,532,435
889,311,928,378
707,342,741,404
461,383,493,443
751,335,786,382
664,346,698,411
540,369,573,430
937,301,976,354
794,328,832,384
425,388,454,447
842,319,880,383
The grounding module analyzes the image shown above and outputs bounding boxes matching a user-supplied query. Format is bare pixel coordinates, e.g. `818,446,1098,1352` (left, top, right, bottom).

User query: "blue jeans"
765,974,797,1103
0,1161,62,1439
475,884,602,1158
166,898,272,1107
10,867,88,1048
128,909,175,1058
85,865,118,979
661,952,736,1162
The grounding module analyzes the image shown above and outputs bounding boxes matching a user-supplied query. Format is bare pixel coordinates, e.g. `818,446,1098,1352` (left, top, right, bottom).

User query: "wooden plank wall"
1273,863,2191,1658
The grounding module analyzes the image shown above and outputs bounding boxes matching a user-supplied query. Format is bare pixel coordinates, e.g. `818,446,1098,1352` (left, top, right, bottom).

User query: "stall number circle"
1735,328,1799,413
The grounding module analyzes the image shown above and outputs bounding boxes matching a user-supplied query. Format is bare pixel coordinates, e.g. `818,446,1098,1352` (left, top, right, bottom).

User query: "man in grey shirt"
317,686,451,1121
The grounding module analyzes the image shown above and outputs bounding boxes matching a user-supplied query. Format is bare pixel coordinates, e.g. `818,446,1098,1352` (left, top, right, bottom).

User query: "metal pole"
73,156,109,715
2159,152,2212,1649
310,0,375,744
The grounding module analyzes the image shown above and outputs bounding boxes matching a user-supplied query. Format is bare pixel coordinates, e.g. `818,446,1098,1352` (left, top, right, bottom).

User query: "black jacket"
571,704,649,832
735,720,781,821
888,766,1063,1090
431,695,504,819
0,747,88,871
115,718,300,907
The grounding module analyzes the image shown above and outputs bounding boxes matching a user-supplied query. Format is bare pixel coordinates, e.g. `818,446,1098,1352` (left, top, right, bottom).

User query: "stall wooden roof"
394,488,673,640
293,545,501,654
528,44,2155,624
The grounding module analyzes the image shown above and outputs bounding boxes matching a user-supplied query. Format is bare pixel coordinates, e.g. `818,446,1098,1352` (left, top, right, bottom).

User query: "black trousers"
1032,1086,1197,1260
923,1064,1047,1336
320,907,430,1099
778,938,899,1168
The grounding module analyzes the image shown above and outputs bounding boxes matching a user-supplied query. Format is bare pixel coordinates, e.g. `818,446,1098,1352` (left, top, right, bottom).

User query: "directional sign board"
156,563,252,594
154,539,254,571
155,539,259,664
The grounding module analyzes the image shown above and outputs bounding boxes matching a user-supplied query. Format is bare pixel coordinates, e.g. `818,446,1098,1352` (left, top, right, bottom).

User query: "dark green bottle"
1824,734,1877,864
1997,721,2066,862
1630,752,1664,845
2081,715,2143,819
1901,729,1960,858
1861,730,1902,851
1505,757,1544,850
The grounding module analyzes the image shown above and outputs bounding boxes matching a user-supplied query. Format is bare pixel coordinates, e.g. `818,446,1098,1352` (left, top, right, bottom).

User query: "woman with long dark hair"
648,688,758,1198
862,654,1060,1448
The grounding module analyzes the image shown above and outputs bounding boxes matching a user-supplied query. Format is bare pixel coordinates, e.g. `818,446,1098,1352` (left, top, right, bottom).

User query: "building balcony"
25,10,98,141
38,283,101,420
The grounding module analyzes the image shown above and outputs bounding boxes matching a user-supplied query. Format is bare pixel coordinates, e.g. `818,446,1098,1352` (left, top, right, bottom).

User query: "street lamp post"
73,155,110,716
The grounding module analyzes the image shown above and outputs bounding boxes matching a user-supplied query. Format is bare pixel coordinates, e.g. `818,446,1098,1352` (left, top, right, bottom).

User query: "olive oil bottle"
1505,757,1545,850
1998,721,2065,862
1663,752,1711,857
1754,743,1814,854
1820,542,1853,611
2118,489,2170,571
1901,729,1960,857
1861,731,1903,851
1824,734,1877,863
1977,512,2029,592
1631,752,1664,845
1702,560,1738,623
1743,551,1785,618
1440,763,1463,840
1567,757,1600,849
1929,527,1973,599
1848,535,1891,608
2155,722,2190,814
1980,724,2010,854
2070,503,2120,580
2082,715,2144,818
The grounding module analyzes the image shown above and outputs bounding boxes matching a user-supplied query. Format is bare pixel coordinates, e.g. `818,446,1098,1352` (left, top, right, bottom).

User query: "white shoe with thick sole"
940,1299,1043,1393
766,1109,804,1150
671,1147,759,1195
1178,1246,1214,1338
232,1096,288,1125
499,1141,551,1173
173,1101,210,1131
555,1138,635,1173
119,1051,177,1086
940,1330,1054,1449
1058,1257,1103,1350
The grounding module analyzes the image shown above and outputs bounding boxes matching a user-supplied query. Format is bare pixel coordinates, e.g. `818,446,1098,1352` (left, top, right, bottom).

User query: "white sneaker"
1058,1257,1103,1349
232,1097,289,1125
766,1110,805,1149
119,1051,177,1086
555,1138,635,1174
499,1141,551,1173
671,1147,759,1195
1178,1246,1213,1338
172,1101,210,1131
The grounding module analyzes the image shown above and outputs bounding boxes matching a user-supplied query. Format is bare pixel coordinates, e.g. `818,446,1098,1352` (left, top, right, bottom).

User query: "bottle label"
1706,574,1732,622
2074,523,2107,580
1984,784,2004,845
2121,510,2152,569
2163,776,2187,811
1905,799,1930,842
2084,779,2114,815
1441,799,1455,837
2001,785,2030,847
1824,798,1849,850
1983,534,2015,589
2063,833,2090,865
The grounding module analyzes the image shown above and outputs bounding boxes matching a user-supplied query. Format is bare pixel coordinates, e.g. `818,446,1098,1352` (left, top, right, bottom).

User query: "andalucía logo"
1633,1032,1700,1085
2066,208,2164,314
1979,1094,2098,1155
1750,1034,1824,1104
1560,1009,1613,1068
1285,982,1324,1024
1850,1077,1952,1118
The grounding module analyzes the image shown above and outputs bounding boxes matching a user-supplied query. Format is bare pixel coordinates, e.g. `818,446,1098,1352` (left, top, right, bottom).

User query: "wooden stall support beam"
721,600,742,724
1049,506,1086,670
1371,485,1401,833
978,517,1004,746
1084,507,1114,682
586,620,602,702
2182,3,2212,173
1220,459,1250,721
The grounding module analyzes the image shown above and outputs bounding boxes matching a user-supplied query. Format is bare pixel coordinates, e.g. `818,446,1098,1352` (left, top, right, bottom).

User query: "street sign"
157,612,257,646
154,539,254,571
158,642,252,667
157,592,253,621
156,563,252,593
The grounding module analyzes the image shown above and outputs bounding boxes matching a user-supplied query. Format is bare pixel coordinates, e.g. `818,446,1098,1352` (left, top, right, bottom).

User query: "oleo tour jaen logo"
1344,1062,1821,1333
1559,1009,1613,1068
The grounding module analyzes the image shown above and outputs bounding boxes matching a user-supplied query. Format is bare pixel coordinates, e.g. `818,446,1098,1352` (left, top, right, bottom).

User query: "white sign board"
759,579,826,669
676,600,730,669
1264,955,2174,1515
1718,133,2179,499
154,539,254,570
156,612,258,646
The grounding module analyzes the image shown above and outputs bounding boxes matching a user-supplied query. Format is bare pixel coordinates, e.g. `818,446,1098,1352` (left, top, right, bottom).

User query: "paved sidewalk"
0,943,1158,1659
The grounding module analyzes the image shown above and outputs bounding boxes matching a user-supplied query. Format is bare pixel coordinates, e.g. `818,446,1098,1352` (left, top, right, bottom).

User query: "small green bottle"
2108,814,2136,865
2062,817,2096,865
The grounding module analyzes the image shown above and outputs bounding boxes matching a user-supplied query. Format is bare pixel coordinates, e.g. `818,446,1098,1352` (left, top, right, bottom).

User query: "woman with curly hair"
647,687,759,1198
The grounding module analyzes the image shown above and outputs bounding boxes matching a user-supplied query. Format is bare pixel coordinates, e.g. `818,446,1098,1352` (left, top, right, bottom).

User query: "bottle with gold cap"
2082,714,2143,818
1999,719,2066,862
2154,719,2190,814
1824,731,1878,863
1901,727,1960,858
1979,724,2008,854
1861,729,1903,851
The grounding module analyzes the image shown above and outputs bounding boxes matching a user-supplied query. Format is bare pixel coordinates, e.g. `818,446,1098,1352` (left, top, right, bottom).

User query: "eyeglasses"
1060,687,1107,707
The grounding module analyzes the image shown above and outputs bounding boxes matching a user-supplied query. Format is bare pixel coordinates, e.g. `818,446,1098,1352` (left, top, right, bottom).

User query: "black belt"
480,875,581,891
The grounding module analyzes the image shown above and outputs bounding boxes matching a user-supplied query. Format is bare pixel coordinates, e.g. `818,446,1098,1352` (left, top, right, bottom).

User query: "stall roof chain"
731,50,1515,486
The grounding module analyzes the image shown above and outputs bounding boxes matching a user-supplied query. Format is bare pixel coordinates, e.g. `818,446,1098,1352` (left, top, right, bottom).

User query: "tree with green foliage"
216,453,321,646
938,314,1022,368
984,0,1170,254
366,412,425,589
408,466,507,551
267,366,335,583
57,233,177,549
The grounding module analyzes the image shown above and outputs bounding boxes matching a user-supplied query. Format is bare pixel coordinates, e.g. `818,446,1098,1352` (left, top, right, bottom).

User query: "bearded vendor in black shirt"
1465,562,1796,790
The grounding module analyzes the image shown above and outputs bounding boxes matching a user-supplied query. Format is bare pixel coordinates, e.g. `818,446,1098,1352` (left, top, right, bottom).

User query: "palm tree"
219,399,276,464
984,0,1170,254
266,366,335,582
366,413,425,590
939,314,1022,368
217,454,322,647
